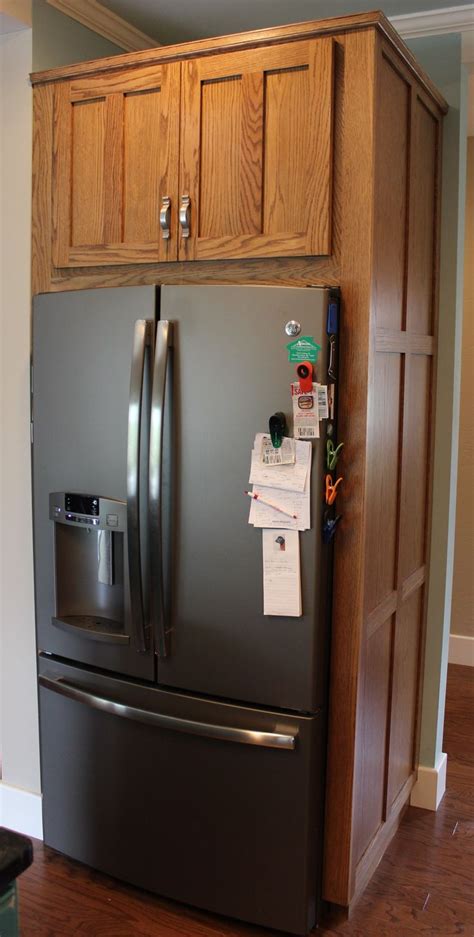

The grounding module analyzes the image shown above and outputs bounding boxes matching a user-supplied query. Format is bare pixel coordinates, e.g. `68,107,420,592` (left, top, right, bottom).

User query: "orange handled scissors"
325,474,343,505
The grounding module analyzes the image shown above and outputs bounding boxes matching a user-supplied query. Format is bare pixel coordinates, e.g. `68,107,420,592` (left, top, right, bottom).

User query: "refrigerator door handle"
127,319,149,653
149,319,172,658
38,676,297,750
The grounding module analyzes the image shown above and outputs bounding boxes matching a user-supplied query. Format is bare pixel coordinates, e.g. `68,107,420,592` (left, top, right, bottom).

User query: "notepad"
262,529,302,617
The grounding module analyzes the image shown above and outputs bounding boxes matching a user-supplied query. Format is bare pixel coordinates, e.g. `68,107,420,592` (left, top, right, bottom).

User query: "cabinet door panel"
53,64,180,267
179,39,334,261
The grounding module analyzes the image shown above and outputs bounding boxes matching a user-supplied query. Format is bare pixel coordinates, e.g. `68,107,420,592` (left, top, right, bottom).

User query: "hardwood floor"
18,664,473,936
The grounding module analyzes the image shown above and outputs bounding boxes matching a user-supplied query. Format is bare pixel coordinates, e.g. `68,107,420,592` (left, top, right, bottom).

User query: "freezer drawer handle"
38,676,297,750
149,319,172,658
127,319,151,653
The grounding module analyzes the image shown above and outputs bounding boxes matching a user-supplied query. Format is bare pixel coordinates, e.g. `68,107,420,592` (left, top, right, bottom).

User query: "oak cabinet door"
52,64,180,267
179,39,334,261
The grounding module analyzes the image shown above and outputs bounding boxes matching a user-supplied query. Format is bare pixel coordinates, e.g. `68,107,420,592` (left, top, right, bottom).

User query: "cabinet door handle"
159,196,171,240
179,195,191,238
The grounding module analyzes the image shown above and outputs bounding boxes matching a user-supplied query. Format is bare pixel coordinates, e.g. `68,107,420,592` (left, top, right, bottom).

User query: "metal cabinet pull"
159,196,171,240
39,676,297,750
179,195,191,238
149,320,172,658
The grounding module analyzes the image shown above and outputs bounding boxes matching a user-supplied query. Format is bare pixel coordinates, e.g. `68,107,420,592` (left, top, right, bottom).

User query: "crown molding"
390,4,474,39
45,0,158,51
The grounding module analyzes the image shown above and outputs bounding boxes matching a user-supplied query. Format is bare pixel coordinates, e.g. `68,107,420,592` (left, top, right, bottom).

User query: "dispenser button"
106,514,118,527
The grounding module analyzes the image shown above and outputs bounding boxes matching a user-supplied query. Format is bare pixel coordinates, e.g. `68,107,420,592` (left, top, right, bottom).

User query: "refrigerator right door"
158,285,337,712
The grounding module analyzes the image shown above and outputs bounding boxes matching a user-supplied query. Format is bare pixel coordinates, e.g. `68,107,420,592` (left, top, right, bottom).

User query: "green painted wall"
32,0,124,71
405,34,468,769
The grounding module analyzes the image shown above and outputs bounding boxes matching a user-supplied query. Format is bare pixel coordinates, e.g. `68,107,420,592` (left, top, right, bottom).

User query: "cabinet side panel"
32,84,54,294
353,617,392,863
386,588,423,807
373,56,410,331
406,99,437,335
399,355,432,580
364,352,403,613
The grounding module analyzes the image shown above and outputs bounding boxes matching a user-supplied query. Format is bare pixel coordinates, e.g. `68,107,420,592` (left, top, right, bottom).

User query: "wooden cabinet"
53,64,180,266
31,12,448,917
179,39,333,261
50,38,334,268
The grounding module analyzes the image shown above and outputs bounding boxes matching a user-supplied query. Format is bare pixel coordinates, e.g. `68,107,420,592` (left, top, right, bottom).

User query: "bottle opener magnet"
269,412,287,448
296,360,313,394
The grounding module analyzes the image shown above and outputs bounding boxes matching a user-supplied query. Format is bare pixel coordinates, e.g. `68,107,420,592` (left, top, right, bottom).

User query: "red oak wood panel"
372,55,410,332
179,39,334,261
353,617,393,864
53,63,181,267
386,587,423,810
406,97,438,336
364,352,403,615
399,354,432,582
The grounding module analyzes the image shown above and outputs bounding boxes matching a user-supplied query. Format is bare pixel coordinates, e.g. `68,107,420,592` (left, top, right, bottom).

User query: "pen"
244,490,298,519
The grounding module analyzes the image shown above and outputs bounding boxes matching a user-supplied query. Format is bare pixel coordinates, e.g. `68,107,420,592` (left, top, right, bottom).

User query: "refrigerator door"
32,287,156,680
157,285,334,712
38,655,323,936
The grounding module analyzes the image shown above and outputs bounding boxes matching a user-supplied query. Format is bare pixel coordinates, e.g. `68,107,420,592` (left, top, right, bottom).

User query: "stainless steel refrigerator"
32,284,340,936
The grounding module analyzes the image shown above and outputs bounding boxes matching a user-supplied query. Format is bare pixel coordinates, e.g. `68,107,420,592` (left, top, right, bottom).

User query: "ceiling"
98,0,474,46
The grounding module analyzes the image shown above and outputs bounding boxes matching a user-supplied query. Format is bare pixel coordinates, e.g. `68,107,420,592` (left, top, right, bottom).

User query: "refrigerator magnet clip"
326,440,344,471
296,361,313,394
268,412,287,449
325,474,343,506
322,512,342,544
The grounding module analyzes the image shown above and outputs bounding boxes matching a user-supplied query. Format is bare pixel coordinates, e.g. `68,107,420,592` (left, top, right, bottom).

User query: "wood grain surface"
17,665,473,936
29,11,448,116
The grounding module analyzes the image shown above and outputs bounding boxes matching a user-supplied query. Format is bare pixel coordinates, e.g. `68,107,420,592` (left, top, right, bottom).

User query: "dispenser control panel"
49,492,126,532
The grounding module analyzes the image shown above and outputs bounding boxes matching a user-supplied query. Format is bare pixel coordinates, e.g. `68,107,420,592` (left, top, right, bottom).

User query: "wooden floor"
18,664,473,936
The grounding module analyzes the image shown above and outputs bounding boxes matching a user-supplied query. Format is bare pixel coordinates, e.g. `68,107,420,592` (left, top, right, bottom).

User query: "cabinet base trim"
410,751,447,811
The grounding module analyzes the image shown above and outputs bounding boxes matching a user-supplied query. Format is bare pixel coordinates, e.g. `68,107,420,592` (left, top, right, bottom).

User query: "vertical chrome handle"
149,320,172,658
127,319,149,653
179,195,191,238
159,196,171,240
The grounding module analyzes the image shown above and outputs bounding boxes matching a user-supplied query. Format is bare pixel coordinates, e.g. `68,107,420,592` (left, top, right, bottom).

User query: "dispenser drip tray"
52,615,130,645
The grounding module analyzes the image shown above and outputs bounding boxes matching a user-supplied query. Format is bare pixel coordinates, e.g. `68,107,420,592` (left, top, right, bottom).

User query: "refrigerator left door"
32,286,157,680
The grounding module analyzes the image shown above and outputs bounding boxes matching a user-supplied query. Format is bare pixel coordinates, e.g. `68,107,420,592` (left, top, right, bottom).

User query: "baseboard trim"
410,752,447,810
0,782,43,839
449,633,474,666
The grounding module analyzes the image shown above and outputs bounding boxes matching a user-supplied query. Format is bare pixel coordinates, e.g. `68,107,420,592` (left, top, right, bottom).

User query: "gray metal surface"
39,655,323,935
32,286,157,679
158,284,332,712
149,319,172,658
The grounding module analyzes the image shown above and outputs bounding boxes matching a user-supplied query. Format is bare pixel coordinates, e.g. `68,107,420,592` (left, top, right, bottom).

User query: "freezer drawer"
38,656,324,935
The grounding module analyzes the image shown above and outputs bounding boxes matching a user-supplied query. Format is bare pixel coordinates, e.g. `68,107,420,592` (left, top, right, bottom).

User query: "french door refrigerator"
32,284,340,936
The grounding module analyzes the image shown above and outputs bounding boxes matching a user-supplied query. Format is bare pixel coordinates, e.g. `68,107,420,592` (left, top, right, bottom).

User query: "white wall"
0,28,41,802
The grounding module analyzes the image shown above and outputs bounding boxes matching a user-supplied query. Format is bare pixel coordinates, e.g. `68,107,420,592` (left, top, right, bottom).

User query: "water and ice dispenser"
49,492,128,644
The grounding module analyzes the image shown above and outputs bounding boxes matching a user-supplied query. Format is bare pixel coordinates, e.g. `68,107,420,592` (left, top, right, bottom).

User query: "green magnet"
286,336,321,363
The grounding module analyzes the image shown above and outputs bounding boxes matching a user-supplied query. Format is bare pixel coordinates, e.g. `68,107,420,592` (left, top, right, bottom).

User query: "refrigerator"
32,284,340,936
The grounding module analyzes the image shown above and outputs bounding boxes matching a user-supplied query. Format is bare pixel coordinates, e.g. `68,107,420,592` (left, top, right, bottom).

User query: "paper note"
249,434,311,492
262,529,302,617
261,435,296,466
317,385,329,420
248,475,310,531
291,383,320,439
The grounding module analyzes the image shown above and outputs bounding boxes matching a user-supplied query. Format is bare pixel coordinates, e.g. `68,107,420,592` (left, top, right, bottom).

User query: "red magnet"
296,360,313,393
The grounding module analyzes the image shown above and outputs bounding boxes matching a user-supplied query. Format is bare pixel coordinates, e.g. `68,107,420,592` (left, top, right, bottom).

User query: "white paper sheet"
260,434,295,466
249,434,311,492
248,476,310,531
262,529,302,617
